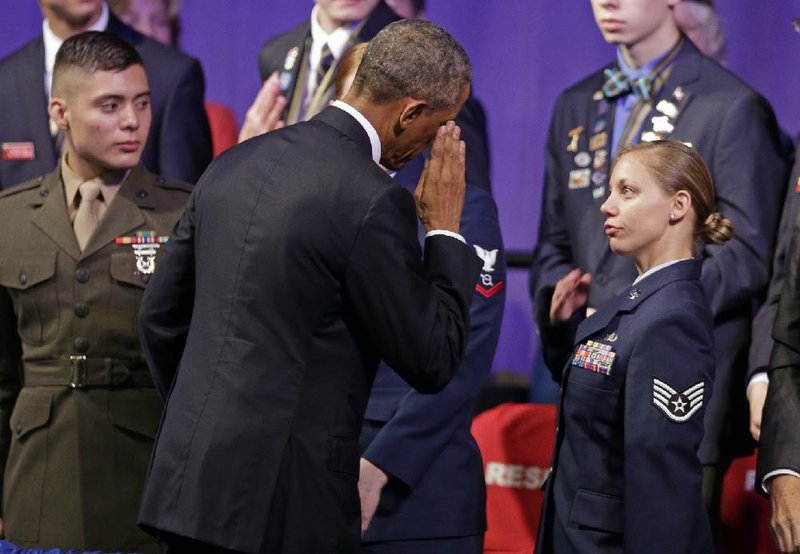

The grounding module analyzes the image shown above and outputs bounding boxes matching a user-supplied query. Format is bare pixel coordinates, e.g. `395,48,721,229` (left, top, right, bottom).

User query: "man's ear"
398,99,428,130
48,97,69,131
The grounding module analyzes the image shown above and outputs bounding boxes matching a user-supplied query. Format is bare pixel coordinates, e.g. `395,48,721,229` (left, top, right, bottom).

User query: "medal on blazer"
566,126,584,153
572,340,616,375
280,47,300,94
115,231,169,275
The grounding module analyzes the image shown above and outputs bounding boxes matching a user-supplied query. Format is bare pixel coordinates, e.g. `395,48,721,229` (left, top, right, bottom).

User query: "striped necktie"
317,42,335,88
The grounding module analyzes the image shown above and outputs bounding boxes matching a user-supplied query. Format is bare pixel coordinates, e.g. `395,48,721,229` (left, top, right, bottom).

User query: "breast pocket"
0,251,59,345
109,252,151,336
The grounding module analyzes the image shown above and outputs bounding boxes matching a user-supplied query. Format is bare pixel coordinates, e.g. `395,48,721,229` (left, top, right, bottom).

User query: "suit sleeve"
157,58,212,184
138,188,198,399
530,94,577,336
0,285,22,510
344,185,481,394
749,151,800,379
757,214,800,482
623,305,713,553
700,92,788,317
361,186,504,487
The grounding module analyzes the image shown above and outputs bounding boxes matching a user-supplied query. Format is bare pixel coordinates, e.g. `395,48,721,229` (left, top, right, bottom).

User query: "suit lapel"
31,168,81,261
639,40,701,144
15,38,57,172
80,166,151,260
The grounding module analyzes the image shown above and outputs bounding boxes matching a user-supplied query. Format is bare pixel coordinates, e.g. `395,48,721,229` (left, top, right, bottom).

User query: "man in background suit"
253,0,492,191
137,20,479,553
0,31,191,552
528,0,788,540
0,0,211,188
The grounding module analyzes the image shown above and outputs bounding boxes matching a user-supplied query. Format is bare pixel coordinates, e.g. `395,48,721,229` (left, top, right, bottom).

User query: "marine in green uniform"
0,31,190,552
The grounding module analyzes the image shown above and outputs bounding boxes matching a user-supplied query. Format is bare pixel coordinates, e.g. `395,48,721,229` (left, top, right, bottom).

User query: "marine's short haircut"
52,31,143,94
351,19,471,112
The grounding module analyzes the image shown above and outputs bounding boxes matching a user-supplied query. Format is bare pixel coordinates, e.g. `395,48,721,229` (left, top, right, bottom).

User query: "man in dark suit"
0,31,191,553
0,0,211,188
528,0,788,538
137,20,479,554
254,0,492,192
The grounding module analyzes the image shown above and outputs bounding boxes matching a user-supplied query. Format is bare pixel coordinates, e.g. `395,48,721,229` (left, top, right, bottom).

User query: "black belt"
23,357,155,389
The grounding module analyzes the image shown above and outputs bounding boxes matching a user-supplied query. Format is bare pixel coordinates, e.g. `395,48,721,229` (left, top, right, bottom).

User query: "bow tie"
602,67,654,102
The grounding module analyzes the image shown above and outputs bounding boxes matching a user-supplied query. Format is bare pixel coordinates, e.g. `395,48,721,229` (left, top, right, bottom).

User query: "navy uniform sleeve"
623,302,714,553
344,185,481,394
362,185,504,487
758,215,800,481
156,58,212,184
138,187,198,399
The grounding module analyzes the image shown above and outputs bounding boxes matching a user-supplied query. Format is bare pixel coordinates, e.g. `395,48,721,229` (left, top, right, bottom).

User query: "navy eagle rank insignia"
652,378,704,423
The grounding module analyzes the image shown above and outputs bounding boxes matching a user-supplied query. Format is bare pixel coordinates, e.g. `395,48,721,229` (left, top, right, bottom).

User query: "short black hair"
352,19,471,112
52,31,143,94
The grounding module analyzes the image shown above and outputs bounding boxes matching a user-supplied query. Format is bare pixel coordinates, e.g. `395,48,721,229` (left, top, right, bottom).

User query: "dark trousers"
158,532,245,554
361,534,483,554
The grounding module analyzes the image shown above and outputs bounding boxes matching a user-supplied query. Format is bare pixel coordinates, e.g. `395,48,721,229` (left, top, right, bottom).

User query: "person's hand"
414,121,466,234
747,380,768,441
769,475,800,552
358,458,388,534
549,268,592,325
238,72,287,143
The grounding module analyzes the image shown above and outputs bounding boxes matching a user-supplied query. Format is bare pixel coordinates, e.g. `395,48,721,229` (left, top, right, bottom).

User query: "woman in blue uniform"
535,140,733,554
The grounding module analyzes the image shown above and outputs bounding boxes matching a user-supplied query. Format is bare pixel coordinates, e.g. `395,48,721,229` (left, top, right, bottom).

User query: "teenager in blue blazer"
536,141,732,554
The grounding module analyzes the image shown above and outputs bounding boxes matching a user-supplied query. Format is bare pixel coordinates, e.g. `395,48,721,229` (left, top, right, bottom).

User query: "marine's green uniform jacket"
0,164,190,552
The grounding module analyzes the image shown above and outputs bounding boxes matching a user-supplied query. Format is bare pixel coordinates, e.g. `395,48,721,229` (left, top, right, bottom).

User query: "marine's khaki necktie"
73,180,103,251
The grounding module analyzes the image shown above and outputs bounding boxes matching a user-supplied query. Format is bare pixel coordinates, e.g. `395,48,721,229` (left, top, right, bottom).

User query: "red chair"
205,101,238,158
720,450,779,554
471,403,557,554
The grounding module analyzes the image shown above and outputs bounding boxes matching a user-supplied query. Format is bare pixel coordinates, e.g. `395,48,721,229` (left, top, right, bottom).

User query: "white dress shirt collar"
331,100,381,165
632,257,691,285
43,2,109,98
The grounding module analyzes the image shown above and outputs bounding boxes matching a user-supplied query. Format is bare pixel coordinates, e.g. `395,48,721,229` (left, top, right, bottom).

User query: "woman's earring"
669,213,675,220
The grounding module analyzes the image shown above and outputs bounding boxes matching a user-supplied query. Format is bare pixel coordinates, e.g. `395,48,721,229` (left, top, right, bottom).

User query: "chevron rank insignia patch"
652,378,704,423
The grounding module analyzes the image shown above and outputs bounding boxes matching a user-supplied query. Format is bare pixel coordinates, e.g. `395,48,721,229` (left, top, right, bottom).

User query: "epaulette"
0,175,46,199
153,175,193,193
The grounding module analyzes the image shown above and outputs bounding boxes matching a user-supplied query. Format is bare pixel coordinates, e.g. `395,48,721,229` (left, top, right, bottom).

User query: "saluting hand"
238,72,287,143
550,268,593,326
414,121,466,234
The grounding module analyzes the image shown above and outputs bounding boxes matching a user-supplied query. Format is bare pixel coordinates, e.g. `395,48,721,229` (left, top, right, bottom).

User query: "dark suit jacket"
0,164,190,553
359,180,504,543
0,14,211,188
535,259,713,554
257,1,493,191
757,205,800,485
749,145,800,380
136,106,481,553
529,39,789,463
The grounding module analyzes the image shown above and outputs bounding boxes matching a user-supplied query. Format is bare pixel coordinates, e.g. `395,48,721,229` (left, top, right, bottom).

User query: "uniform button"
39,187,49,197
15,423,21,434
137,189,148,198
74,304,89,317
596,274,608,285
73,337,89,353
141,274,150,284
18,272,27,285
75,268,90,283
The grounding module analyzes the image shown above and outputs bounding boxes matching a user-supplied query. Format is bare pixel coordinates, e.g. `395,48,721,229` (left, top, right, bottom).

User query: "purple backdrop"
3,2,800,384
